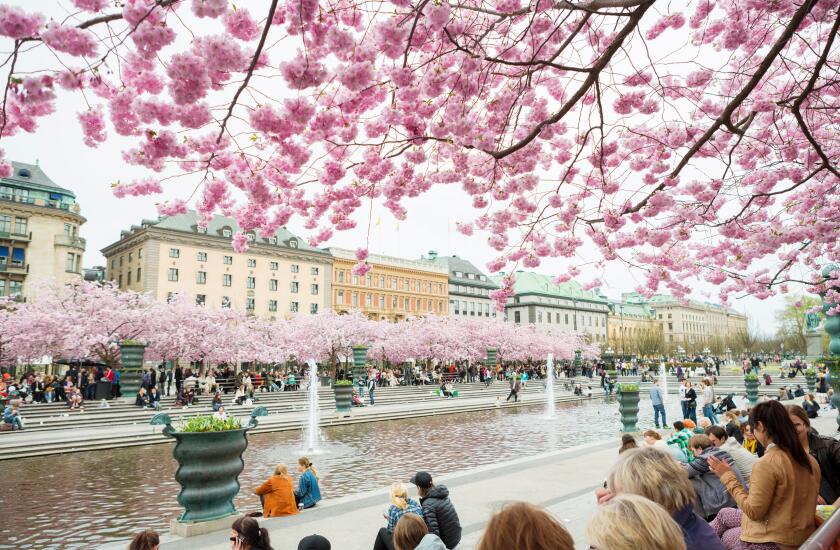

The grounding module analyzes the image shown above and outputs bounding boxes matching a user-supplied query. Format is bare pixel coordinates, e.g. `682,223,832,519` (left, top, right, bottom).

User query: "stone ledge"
169,513,239,538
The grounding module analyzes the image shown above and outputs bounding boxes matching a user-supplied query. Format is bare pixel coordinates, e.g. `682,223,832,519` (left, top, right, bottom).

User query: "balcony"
0,260,27,274
54,234,86,250
0,230,30,243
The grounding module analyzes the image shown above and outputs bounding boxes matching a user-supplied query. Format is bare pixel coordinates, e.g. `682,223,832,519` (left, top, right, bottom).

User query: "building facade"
492,271,610,343
422,252,498,318
0,162,86,301
328,248,448,320
622,292,748,354
101,212,332,318
607,300,662,356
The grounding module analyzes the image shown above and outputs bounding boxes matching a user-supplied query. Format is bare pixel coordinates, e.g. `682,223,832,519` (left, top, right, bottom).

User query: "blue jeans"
369,389,375,406
5,415,22,430
703,404,719,424
653,404,666,428
686,405,697,424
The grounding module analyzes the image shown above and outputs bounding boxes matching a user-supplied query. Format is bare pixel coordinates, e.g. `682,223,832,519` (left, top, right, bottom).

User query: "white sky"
0,0,802,335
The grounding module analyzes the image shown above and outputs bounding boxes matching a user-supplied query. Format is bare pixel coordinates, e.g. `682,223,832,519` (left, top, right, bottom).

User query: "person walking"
505,375,520,403
409,471,461,550
679,379,688,420
174,366,183,394
367,373,376,406
684,380,698,424
701,379,718,425
650,378,666,429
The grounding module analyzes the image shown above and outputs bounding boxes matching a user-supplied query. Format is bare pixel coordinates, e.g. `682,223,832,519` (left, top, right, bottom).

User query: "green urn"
486,348,498,367
151,407,268,523
333,382,353,413
805,370,817,394
617,385,640,432
351,345,368,386
118,341,146,397
744,375,760,406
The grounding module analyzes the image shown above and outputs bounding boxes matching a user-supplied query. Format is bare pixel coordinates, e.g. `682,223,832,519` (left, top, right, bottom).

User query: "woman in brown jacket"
255,464,298,518
708,400,819,550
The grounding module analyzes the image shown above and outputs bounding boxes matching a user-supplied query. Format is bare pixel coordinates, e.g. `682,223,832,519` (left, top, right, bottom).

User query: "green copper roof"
491,271,608,303
609,300,655,319
2,161,75,198
148,211,323,253
424,254,499,289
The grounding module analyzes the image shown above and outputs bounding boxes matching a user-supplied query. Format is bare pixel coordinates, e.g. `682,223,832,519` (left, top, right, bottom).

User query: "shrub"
744,373,759,382
178,415,242,433
606,370,618,378
120,339,145,345
334,379,354,386
618,383,640,392
805,368,817,377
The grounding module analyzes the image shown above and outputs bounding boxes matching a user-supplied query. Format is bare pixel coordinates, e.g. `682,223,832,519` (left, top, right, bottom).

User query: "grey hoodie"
415,534,446,550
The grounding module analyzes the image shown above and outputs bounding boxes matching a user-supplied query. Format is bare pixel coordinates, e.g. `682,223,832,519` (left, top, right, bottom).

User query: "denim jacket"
296,469,321,508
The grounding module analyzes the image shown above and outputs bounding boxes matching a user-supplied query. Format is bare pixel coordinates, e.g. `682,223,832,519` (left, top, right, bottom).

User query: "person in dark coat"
410,472,461,550
789,405,840,504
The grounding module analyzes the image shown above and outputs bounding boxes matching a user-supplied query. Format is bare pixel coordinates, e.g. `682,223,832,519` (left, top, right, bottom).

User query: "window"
136,267,141,281
0,279,5,296
66,252,75,272
352,292,358,306
514,311,521,323
270,261,278,270
268,300,277,312
221,296,231,308
127,271,132,285
365,293,372,307
352,275,358,285
337,271,344,283
14,217,26,235
247,276,256,289
291,264,299,273
289,239,298,248
379,275,385,288
269,279,278,291
111,259,115,270
291,281,299,293
118,274,123,287
338,290,345,304
247,258,256,268
461,301,467,315
486,303,491,316
366,275,372,287
128,252,133,263
668,322,673,330
223,255,233,265
64,223,73,236
470,302,476,315
169,248,180,258
547,312,552,323
222,228,232,238
268,237,277,245
312,267,320,275
196,294,206,306
119,256,123,267
0,215,10,232
453,300,459,314
311,284,319,295
197,251,207,262
138,248,142,259
454,271,463,277
196,271,207,284
8,280,21,297
246,297,255,310
537,311,542,323
290,301,299,313
310,303,318,314
223,274,232,287
197,226,207,234
379,295,385,308
168,268,179,282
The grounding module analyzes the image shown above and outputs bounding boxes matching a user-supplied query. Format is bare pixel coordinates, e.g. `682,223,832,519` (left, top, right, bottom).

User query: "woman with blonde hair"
723,410,744,444
597,447,723,550
255,464,298,518
587,494,686,550
373,483,423,550
476,502,573,550
295,457,322,510
393,513,444,550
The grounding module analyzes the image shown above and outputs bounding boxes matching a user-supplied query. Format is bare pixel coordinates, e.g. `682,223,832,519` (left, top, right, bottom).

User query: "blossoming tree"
2,0,838,306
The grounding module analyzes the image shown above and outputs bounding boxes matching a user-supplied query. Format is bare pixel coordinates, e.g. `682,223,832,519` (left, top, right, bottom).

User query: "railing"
54,234,86,249
0,193,73,211
0,230,30,242
800,510,840,550
0,260,27,273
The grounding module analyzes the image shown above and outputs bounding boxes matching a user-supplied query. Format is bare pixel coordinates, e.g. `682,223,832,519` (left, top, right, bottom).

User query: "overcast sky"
0,0,804,336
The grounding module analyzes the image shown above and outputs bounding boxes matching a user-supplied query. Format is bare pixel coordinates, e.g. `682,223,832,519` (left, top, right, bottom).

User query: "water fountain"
659,361,668,403
304,359,321,452
545,353,556,418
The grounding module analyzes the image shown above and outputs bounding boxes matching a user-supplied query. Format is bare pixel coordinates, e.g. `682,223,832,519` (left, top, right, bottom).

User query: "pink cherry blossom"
0,6,43,39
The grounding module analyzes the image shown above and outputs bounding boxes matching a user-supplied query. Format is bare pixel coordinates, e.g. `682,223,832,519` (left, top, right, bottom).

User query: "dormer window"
454,271,463,277
18,168,30,178
288,239,298,248
246,232,256,242
197,226,207,234
268,237,277,245
222,227,232,238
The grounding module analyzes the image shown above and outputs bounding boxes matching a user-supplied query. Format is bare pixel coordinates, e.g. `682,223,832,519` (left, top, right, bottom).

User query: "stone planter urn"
486,348,498,368
151,407,268,527
820,263,840,423
333,382,353,413
617,385,640,432
744,376,760,406
574,349,582,378
118,341,146,397
351,345,368,386
805,371,817,394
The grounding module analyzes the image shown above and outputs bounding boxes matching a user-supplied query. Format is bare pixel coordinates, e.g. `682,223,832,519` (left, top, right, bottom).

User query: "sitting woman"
709,400,819,550
213,406,228,421
588,494,687,550
599,446,723,550
723,411,744,444
67,384,83,410
373,483,423,550
788,404,840,505
255,464,298,518
352,388,364,407
135,387,151,408
148,387,161,411
294,457,322,510
43,378,55,403
212,392,223,412
802,393,820,419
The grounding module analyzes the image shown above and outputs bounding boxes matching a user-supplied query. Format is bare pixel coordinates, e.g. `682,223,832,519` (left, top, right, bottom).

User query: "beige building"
328,248,449,320
101,212,332,318
621,292,748,354
0,162,86,301
607,300,662,356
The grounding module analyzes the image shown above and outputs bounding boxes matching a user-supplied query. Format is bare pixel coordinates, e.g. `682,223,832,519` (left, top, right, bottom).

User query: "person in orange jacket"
255,464,299,518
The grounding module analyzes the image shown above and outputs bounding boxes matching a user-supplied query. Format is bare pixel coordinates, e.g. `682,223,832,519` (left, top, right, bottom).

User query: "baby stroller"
715,393,737,414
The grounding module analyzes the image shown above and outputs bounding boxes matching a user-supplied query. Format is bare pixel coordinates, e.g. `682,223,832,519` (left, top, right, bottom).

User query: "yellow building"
101,212,332,318
607,301,662,356
0,162,86,301
327,248,449,320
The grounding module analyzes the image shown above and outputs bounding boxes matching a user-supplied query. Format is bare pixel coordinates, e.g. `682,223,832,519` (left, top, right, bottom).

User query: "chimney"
427,250,438,260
